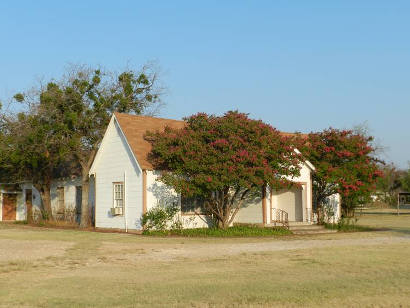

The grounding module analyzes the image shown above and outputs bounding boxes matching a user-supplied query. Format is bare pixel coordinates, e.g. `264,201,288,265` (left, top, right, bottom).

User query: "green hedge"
142,225,292,237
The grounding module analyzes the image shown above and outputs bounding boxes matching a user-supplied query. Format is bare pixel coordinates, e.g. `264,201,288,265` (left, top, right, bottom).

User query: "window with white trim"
113,182,124,208
181,193,206,215
57,187,65,214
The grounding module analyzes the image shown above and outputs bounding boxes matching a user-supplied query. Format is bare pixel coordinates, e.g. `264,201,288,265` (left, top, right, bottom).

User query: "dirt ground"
100,234,410,261
2,223,409,264
1,210,410,307
0,239,73,262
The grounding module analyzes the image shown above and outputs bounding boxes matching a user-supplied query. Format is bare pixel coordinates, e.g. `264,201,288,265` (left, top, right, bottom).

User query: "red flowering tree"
301,128,383,217
146,111,303,228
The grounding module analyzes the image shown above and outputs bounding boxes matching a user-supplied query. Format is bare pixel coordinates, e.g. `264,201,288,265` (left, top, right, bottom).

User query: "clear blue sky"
1,1,409,167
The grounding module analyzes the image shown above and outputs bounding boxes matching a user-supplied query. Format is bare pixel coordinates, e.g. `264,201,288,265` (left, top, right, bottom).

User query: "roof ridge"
114,112,184,123
114,112,307,136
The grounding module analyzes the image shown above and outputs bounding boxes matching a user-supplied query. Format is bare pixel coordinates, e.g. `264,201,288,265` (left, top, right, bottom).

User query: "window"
113,182,124,208
181,194,206,215
75,186,82,215
57,187,65,213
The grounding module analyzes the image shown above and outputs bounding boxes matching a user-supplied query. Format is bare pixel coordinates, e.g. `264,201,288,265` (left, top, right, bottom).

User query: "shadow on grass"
369,227,410,236
359,212,410,216
355,211,410,235
325,225,410,236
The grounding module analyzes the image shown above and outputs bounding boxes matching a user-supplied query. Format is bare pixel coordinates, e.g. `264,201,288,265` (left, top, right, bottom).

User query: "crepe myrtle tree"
300,128,383,218
146,111,303,229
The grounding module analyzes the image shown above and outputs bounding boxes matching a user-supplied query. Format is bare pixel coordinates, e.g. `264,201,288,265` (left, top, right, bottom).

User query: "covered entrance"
273,186,306,222
2,193,17,221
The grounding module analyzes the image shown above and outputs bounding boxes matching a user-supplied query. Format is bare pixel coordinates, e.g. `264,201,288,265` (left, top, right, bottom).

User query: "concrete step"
289,225,326,231
288,223,338,235
288,221,315,226
292,229,338,235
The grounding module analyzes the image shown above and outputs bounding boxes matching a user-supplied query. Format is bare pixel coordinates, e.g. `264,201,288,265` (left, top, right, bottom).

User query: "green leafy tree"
146,111,303,229
375,163,402,205
400,164,410,192
301,128,382,217
0,101,76,216
12,64,163,224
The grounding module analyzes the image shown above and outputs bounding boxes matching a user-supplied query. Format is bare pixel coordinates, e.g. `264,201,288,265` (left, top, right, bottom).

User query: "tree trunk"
36,184,52,220
26,190,33,223
78,149,97,228
313,192,323,223
211,188,250,229
80,173,90,228
217,218,229,229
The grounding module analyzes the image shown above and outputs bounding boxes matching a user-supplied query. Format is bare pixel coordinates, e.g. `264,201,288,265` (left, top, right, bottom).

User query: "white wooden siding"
146,171,211,228
50,178,82,214
146,170,178,210
92,119,143,230
233,195,263,224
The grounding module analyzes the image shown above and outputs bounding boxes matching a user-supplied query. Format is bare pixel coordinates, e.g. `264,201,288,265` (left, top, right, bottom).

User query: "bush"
41,210,50,221
13,220,28,225
325,217,373,232
141,204,181,231
142,225,292,237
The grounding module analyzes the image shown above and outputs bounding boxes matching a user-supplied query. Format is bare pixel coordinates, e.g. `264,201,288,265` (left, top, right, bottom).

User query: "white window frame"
113,182,124,209
57,187,65,213
180,193,206,216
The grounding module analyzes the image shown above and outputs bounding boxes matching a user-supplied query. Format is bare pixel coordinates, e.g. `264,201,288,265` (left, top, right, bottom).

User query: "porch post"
303,183,308,223
262,184,267,225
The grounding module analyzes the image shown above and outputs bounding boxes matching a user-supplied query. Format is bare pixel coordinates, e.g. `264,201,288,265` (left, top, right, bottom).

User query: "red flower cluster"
210,138,229,147
301,127,383,204
336,150,354,158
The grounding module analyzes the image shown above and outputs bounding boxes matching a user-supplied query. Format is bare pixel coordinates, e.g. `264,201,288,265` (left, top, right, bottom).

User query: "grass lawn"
0,209,410,307
356,207,410,234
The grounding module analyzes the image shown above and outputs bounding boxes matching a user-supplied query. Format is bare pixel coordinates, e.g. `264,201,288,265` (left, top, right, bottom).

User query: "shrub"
142,225,291,237
325,217,373,232
41,210,50,221
13,220,28,225
141,204,181,231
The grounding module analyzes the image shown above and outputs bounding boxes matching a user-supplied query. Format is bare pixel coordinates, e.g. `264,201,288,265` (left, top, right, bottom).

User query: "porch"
266,183,314,226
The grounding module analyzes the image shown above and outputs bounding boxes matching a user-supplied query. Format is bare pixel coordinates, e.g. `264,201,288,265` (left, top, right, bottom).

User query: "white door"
275,187,303,222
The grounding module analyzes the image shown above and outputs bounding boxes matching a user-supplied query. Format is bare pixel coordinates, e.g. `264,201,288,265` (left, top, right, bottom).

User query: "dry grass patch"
0,239,73,262
0,210,410,307
1,242,409,307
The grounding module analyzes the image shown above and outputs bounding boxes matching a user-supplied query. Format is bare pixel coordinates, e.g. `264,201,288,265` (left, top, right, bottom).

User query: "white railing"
271,208,289,229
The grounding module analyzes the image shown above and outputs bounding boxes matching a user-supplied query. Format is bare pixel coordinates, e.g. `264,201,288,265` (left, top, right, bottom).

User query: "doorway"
275,187,304,222
26,189,33,222
2,193,17,221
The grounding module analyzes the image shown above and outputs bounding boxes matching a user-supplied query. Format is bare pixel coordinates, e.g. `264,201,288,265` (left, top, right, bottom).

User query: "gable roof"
114,112,185,170
114,112,310,170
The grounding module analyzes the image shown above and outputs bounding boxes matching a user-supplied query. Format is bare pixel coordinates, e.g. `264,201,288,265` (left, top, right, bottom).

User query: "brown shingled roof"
114,112,307,170
114,112,185,170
